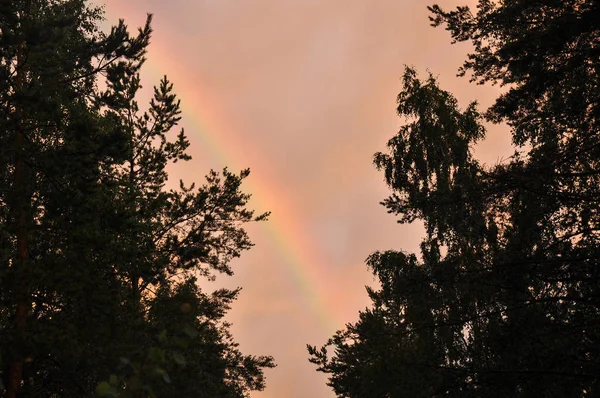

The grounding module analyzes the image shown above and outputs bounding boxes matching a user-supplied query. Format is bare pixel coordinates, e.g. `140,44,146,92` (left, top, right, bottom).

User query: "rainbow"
101,3,344,333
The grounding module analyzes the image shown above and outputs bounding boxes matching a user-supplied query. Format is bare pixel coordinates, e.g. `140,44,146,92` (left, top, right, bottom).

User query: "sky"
101,1,513,397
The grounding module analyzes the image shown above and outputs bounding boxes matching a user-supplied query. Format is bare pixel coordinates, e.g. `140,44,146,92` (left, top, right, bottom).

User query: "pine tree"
0,2,274,396
92,42,274,398
0,1,151,395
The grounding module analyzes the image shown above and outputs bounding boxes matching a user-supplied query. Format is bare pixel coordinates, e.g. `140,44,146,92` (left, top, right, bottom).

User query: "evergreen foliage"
0,1,273,397
309,1,600,396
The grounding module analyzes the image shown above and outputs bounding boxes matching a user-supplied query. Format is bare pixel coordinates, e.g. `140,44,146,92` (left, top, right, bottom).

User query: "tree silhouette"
309,1,600,396
0,2,273,396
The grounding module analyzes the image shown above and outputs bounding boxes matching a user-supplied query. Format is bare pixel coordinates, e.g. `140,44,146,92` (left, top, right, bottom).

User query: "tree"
0,2,273,396
309,1,600,396
0,1,151,395
90,43,274,397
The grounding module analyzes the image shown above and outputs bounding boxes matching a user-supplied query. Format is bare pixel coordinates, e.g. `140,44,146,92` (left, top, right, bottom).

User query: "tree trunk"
6,36,30,398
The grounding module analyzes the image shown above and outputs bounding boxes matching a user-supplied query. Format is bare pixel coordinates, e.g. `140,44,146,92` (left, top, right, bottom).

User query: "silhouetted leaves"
0,2,273,397
310,1,600,396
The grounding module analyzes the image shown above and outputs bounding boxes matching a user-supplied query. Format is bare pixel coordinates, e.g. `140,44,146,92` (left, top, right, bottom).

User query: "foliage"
144,278,274,398
0,1,149,395
0,1,273,397
309,1,600,396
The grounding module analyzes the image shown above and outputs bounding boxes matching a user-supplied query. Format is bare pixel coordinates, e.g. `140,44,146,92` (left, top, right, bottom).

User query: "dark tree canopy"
0,1,273,397
309,1,600,397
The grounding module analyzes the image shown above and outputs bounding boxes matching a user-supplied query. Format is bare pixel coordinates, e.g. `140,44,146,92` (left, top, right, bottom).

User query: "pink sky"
102,1,512,396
